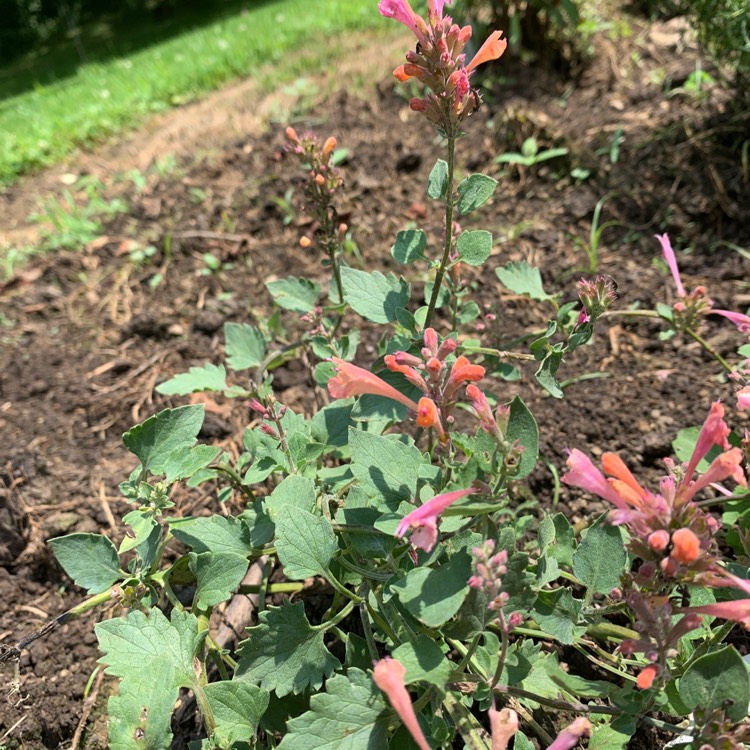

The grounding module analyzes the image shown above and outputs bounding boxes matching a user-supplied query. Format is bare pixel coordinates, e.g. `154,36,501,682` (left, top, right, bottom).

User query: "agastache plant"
6,4,750,750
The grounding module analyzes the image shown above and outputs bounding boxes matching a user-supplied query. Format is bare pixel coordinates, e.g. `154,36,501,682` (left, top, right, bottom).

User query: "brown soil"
1,13,749,750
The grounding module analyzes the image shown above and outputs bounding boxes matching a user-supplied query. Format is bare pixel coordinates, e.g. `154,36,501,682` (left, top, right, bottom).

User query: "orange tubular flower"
328,358,419,411
465,30,508,72
670,528,701,564
416,397,447,442
372,659,430,750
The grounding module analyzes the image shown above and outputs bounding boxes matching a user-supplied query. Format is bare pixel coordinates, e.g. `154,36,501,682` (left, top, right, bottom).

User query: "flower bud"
322,136,337,157
285,126,299,142
648,530,670,552
670,528,700,564
300,236,312,248
315,173,325,185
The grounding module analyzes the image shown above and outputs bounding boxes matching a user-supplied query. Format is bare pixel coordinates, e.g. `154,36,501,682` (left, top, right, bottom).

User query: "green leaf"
311,400,355,450
278,668,387,749
119,510,158,555
393,635,451,688
123,404,206,476
266,474,317,519
573,516,626,595
274,507,338,580
164,444,220,484
456,230,492,266
391,229,427,264
533,588,585,645
156,363,227,396
680,645,750,722
349,429,423,507
266,276,321,313
96,608,204,688
392,549,472,627
739,344,750,358
170,515,252,556
673,426,722,474
204,681,270,744
456,173,497,215
189,551,249,609
535,349,565,398
589,717,636,750
427,159,449,200
505,396,539,479
97,609,205,750
235,601,341,696
48,533,121,594
495,260,552,301
341,267,410,324
107,667,175,750
224,322,266,370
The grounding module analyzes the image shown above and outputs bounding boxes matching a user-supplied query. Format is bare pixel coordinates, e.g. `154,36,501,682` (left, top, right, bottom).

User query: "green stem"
454,633,483,673
238,582,304,595
315,599,356,631
602,309,660,319
194,614,216,734
359,590,379,663
425,135,456,328
493,685,621,715
460,344,536,361
323,568,363,604
685,327,733,372
491,612,509,689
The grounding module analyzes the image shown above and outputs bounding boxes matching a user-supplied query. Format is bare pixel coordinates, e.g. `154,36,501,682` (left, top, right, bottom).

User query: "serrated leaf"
266,276,321,313
190,551,249,608
680,645,750,722
311,400,355,450
164,444,220,483
170,515,252,556
96,608,204,688
349,429,422,507
156,363,227,396
456,230,493,266
589,717,636,750
278,668,387,749
340,267,410,324
427,159,449,200
533,588,585,645
49,533,122,594
393,635,451,688
123,404,206,476
573,516,626,595
235,601,341,696
107,666,175,750
505,396,538,479
274,507,337,580
456,173,497,215
225,322,266,370
266,474,317,520
391,229,427,264
204,681,270,744
392,549,472,627
496,260,552,300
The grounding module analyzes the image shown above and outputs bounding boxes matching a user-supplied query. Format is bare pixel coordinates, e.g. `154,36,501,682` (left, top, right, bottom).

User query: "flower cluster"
469,539,524,628
657,233,750,338
563,401,750,688
385,327,485,440
284,128,347,253
378,0,506,134
576,275,618,325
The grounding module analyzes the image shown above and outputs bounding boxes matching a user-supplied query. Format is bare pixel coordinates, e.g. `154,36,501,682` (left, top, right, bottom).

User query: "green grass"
0,0,382,185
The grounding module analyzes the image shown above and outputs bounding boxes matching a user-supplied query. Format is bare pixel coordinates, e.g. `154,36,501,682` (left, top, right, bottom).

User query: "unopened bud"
260,424,279,439
322,136,336,157
285,126,299,142
670,527,700,564
507,612,524,629
648,530,670,552
409,98,427,112
300,236,313,248
315,173,325,185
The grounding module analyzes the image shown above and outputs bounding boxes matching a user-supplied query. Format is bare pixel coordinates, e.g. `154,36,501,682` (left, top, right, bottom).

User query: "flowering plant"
3,3,750,749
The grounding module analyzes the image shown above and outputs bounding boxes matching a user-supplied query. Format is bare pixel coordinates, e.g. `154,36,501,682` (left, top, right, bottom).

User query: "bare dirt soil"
1,14,748,749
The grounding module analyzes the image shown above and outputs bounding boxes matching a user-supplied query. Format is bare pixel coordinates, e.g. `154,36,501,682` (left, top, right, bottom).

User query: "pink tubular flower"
682,400,731,491
372,658,430,750
681,599,750,629
328,358,419,411
465,30,507,72
377,0,429,45
655,233,686,297
547,717,592,750
489,705,519,750
396,487,475,552
427,0,451,23
738,386,750,411
711,308,750,335
562,449,630,509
